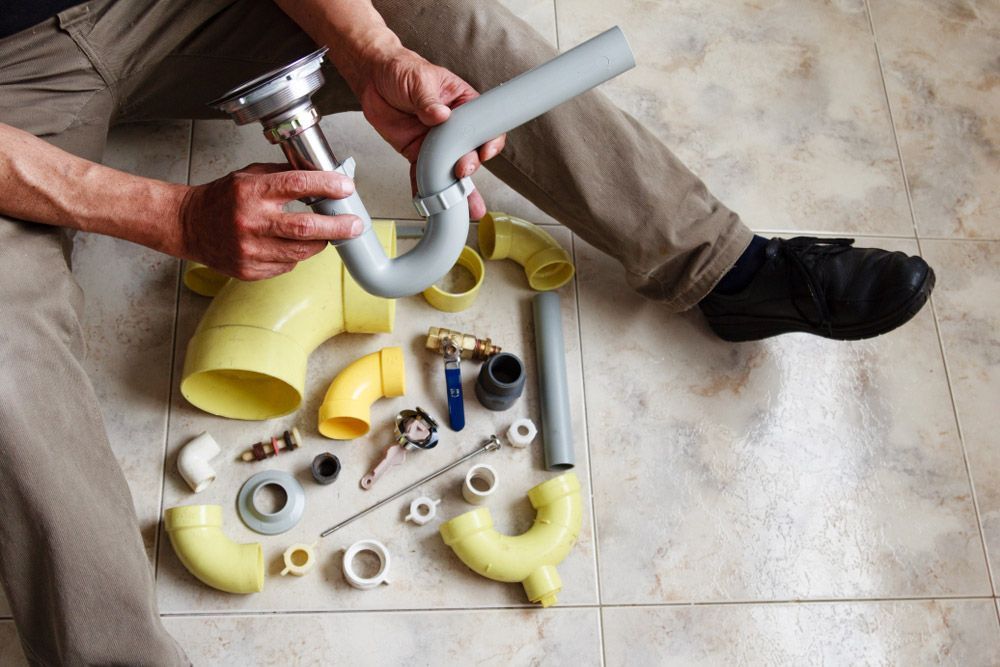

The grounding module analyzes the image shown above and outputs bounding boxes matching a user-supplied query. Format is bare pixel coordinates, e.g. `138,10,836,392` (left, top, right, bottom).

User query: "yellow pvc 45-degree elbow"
180,221,396,420
478,212,574,291
163,505,263,595
318,346,406,439
439,472,581,607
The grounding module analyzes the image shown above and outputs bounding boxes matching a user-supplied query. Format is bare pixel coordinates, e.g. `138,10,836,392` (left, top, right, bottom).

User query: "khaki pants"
0,0,751,663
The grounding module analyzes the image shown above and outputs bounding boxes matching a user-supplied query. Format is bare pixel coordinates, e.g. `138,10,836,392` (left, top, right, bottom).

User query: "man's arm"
0,122,362,280
273,0,505,219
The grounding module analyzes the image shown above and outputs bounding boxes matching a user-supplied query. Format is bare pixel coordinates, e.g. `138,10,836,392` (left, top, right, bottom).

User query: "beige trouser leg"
0,11,187,667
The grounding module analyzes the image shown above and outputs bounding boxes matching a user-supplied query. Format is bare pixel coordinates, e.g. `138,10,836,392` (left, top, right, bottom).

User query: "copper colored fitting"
425,327,501,361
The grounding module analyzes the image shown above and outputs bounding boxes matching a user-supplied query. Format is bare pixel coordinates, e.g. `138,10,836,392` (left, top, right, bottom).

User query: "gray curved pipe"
325,27,635,298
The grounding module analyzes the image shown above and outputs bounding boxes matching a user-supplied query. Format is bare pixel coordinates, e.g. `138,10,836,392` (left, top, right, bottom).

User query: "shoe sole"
707,267,937,343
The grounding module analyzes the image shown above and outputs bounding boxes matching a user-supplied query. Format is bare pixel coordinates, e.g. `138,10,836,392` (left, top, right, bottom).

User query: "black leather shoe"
698,237,935,342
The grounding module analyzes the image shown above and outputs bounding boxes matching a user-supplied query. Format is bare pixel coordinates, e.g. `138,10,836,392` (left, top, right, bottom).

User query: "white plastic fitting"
177,432,221,493
463,464,499,505
342,539,391,590
405,497,442,526
507,419,538,449
280,542,317,577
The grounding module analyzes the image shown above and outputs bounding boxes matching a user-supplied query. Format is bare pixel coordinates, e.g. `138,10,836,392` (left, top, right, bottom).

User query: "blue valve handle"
444,364,465,431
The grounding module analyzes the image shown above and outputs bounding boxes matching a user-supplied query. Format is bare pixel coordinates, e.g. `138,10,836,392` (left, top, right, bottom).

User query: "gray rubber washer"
237,470,306,535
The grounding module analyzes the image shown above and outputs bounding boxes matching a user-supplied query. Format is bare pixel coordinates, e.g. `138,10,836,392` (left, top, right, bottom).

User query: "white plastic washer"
405,496,441,526
280,542,317,577
342,539,391,590
462,464,498,505
507,419,538,449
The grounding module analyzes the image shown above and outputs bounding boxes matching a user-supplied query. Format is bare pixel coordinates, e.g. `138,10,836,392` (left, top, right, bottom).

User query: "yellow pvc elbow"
318,346,406,439
439,472,581,607
478,212,574,291
180,221,396,420
163,505,263,594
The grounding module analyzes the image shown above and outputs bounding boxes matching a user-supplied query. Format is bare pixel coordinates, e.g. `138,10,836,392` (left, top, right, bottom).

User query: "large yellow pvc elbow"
180,221,396,420
163,505,264,594
439,472,581,607
478,212,574,291
318,346,405,439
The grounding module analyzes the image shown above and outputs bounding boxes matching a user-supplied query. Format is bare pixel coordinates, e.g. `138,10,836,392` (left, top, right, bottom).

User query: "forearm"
0,123,187,255
272,0,403,94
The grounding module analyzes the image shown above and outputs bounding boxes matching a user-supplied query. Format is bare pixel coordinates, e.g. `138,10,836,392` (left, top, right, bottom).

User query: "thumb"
412,82,451,126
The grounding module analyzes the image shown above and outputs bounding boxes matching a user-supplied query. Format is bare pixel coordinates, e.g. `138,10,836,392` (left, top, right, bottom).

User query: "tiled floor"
1,0,997,664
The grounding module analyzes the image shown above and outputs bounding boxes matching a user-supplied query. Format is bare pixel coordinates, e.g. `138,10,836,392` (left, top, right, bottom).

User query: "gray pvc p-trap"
324,27,636,297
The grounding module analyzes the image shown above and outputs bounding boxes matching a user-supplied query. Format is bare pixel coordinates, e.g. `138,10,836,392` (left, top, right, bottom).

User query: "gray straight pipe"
533,292,574,471
329,27,635,298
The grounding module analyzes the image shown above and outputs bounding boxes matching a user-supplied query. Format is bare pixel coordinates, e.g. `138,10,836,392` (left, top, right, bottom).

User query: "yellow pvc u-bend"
439,472,581,607
180,221,396,420
478,212,574,291
318,346,406,439
163,505,264,594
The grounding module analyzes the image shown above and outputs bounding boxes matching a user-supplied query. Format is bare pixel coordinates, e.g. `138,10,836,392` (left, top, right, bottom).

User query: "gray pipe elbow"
334,27,635,298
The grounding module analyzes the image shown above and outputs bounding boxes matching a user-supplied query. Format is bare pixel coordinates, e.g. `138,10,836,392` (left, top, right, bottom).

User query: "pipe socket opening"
281,542,317,577
183,369,301,422
463,464,499,505
253,483,288,515
422,246,485,312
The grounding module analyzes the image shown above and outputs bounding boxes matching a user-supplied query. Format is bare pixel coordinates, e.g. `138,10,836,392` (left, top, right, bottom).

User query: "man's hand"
357,48,506,220
179,163,361,280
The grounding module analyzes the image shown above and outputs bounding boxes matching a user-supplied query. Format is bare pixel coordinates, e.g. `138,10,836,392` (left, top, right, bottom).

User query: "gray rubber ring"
237,470,306,535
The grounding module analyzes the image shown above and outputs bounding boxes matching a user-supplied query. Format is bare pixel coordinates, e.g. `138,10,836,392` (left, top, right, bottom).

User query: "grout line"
919,252,997,596
153,121,194,579
570,233,608,667
144,595,1000,621
553,0,561,51
863,0,919,242
866,1,997,596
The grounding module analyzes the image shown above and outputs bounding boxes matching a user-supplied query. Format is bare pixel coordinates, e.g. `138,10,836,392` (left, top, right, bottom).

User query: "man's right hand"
178,163,362,281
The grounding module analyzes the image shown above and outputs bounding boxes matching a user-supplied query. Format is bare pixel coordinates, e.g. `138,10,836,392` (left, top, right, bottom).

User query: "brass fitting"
425,327,501,361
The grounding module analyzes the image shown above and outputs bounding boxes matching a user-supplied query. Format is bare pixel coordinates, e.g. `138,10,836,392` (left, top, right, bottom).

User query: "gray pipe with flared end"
533,292,575,470
212,28,634,298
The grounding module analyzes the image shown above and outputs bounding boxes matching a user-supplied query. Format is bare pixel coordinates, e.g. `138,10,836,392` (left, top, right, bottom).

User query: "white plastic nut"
507,419,538,449
405,496,441,526
342,539,391,590
462,464,498,505
280,542,317,577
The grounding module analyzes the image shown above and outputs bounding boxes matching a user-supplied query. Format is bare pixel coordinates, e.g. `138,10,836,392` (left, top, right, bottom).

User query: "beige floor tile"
602,600,1000,666
555,0,911,236
869,1,999,239
162,608,601,666
157,225,597,613
922,240,1000,586
575,236,988,603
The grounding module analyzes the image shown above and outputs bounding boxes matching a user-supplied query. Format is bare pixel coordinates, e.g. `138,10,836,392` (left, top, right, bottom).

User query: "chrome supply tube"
212,28,635,298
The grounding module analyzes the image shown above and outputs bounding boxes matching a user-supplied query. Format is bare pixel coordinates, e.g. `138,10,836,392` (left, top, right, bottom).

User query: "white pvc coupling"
463,464,499,505
177,432,221,493
342,539,391,590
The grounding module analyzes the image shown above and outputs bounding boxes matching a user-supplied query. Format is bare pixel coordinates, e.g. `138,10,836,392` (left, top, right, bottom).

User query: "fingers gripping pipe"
439,472,582,607
212,28,635,298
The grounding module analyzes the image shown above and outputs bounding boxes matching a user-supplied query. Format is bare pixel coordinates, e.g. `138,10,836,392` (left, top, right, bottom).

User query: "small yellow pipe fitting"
163,504,264,594
421,245,485,312
478,212,574,291
318,346,406,440
180,221,396,420
439,472,581,607
182,261,230,297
